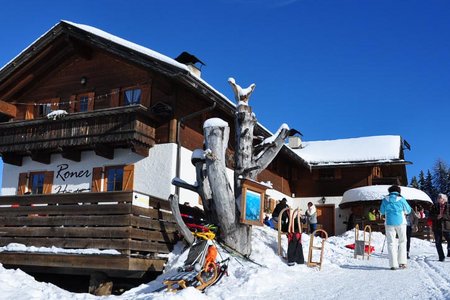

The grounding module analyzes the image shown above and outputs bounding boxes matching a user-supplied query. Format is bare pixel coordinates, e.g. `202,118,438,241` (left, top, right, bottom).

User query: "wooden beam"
169,118,177,143
0,43,56,93
2,45,73,99
31,151,51,164
131,142,149,157
0,100,17,118
0,253,166,272
61,149,82,162
95,144,114,160
1,153,22,166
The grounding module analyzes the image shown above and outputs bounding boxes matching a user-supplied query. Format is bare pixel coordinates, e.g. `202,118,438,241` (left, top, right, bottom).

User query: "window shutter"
69,95,76,113
87,92,95,111
50,98,60,111
110,88,120,107
372,166,381,178
140,84,151,108
122,165,134,191
43,171,54,194
25,105,34,120
91,167,103,192
17,173,28,195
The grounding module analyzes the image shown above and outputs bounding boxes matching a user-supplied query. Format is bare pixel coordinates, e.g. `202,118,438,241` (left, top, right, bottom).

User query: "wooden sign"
240,179,267,226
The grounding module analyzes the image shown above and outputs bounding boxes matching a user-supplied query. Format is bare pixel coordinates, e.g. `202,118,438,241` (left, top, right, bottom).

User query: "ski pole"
381,235,386,255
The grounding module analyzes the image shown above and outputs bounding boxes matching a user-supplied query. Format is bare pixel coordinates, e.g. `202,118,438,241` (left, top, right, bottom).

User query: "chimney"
174,51,205,78
288,136,302,149
186,63,201,78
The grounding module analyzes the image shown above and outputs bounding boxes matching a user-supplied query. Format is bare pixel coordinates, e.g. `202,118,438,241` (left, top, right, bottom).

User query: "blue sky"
0,0,449,187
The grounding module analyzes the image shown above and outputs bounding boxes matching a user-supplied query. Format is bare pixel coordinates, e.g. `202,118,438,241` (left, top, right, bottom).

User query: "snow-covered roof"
0,20,189,75
290,135,407,167
340,185,433,208
62,21,190,72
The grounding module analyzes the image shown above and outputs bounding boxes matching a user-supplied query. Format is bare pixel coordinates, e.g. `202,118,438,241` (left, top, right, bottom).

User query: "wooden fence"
359,218,433,241
0,191,180,277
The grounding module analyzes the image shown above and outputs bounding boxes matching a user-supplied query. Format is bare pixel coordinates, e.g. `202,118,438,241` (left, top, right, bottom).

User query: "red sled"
345,243,375,254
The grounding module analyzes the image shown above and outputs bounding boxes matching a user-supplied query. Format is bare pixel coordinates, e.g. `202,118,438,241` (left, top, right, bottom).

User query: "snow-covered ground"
1,226,449,300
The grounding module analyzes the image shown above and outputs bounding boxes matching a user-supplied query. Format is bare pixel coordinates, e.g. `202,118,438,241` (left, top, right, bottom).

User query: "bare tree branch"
168,194,194,245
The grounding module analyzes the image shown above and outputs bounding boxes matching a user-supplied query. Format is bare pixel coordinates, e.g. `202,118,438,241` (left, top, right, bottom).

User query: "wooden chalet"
0,20,306,291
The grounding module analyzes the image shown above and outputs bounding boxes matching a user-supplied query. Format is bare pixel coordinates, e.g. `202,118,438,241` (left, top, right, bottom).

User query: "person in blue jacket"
379,185,412,270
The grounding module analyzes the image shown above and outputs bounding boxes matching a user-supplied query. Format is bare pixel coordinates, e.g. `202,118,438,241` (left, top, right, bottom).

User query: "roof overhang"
309,160,412,169
339,185,433,208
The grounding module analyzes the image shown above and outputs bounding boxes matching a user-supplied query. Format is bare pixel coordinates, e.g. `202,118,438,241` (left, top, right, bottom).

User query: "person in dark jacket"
346,212,355,231
272,198,289,231
429,193,450,262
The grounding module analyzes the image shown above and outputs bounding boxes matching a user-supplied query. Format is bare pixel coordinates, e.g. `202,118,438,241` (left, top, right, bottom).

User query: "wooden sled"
163,239,219,292
277,208,302,257
307,229,328,270
354,224,372,260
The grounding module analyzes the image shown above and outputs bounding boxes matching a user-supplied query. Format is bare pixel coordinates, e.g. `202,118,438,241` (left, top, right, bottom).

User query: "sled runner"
163,238,227,292
353,224,372,260
307,229,328,270
165,194,229,292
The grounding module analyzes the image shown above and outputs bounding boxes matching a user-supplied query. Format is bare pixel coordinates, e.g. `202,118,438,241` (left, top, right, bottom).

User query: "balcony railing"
0,191,178,276
0,105,155,154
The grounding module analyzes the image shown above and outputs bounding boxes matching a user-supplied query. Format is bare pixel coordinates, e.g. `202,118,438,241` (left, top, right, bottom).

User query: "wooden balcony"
0,191,179,277
0,105,156,165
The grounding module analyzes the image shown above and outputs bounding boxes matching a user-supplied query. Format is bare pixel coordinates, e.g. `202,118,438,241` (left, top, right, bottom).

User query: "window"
17,171,54,195
264,196,275,213
38,104,52,118
313,168,342,181
124,88,141,105
319,169,335,180
91,165,134,192
73,92,95,112
372,166,381,178
79,95,89,112
30,172,45,194
35,98,60,118
105,166,124,191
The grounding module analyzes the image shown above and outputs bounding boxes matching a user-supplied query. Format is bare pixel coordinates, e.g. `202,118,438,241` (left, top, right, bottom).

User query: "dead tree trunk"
171,78,290,256
203,119,253,254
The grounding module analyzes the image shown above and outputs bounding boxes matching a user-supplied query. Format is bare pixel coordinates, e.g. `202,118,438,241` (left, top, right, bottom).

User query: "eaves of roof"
308,159,412,169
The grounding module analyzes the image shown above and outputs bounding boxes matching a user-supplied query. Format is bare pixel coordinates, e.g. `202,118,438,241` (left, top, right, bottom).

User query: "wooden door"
316,205,335,236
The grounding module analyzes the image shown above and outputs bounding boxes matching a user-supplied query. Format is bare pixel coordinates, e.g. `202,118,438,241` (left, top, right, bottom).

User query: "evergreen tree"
410,176,419,188
418,170,425,191
424,170,437,201
432,159,449,195
447,172,450,197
